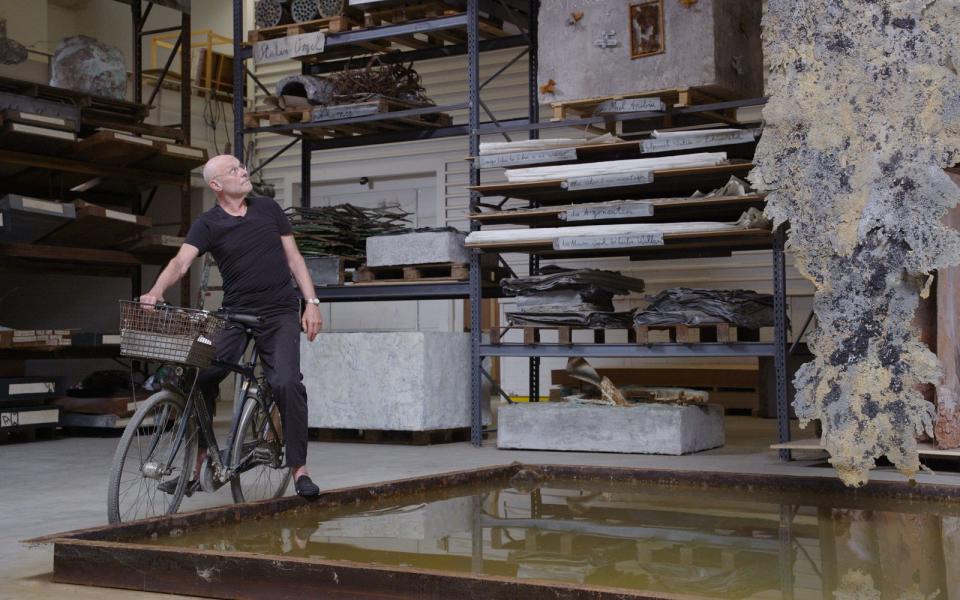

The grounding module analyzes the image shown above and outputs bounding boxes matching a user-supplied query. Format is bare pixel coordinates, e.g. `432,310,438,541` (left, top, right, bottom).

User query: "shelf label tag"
563,201,654,221
8,382,55,395
253,31,326,65
562,171,653,190
640,129,756,153
594,98,665,115
553,232,664,251
311,103,381,121
476,147,578,169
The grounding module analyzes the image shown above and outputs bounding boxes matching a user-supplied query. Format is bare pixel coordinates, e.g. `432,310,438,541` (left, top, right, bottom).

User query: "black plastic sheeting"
633,288,774,329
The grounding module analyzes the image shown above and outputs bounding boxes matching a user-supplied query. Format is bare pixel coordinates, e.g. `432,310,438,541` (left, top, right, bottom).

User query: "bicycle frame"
154,339,284,487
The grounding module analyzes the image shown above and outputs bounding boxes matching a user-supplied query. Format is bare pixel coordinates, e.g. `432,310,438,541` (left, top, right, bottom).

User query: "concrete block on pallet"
304,256,345,286
366,230,470,267
302,331,486,431
537,0,763,103
497,402,724,454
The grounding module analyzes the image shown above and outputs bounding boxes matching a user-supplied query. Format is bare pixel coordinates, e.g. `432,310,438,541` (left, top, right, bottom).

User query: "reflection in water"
149,480,960,599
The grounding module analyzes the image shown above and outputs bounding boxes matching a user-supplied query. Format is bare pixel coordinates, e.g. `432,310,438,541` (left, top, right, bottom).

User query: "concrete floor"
2,416,959,599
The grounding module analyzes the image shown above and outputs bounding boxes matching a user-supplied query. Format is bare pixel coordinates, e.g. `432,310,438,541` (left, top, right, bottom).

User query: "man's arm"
281,235,322,341
140,243,200,305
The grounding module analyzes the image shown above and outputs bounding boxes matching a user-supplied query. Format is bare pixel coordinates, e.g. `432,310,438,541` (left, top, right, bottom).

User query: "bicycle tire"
229,394,291,503
107,390,198,524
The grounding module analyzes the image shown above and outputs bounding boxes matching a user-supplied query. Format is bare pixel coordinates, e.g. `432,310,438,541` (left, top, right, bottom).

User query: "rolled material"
255,0,290,28
275,74,335,105
291,0,319,22
316,0,345,17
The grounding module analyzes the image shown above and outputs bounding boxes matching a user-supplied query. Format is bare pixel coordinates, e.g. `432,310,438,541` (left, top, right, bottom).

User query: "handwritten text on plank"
563,201,654,221
553,232,665,251
562,171,653,191
476,148,578,169
253,32,326,65
640,129,756,153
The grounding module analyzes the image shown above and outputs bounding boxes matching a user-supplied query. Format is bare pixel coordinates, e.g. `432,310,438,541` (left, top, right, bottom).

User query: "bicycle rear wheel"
107,390,198,524
229,395,291,503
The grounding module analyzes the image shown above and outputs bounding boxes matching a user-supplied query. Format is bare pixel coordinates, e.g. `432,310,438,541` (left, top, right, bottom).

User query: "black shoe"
295,475,320,497
158,478,200,497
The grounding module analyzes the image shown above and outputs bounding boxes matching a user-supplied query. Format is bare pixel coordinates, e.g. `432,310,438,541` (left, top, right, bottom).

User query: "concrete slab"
301,332,476,430
497,402,724,454
365,231,469,267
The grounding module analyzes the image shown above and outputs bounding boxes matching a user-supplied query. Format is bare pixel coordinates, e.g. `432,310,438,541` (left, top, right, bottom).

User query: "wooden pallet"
489,323,763,345
354,261,469,284
311,426,471,445
247,14,357,43
550,86,741,122
245,97,453,138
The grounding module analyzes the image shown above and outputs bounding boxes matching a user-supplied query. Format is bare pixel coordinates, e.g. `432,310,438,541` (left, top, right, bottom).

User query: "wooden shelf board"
469,162,755,203
470,193,766,225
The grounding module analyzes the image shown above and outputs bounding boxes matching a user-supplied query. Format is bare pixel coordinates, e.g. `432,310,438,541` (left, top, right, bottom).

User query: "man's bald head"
202,154,237,186
203,154,252,198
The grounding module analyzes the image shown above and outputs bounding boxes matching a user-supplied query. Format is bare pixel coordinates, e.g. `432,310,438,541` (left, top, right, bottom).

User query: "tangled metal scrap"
327,54,432,105
285,203,411,257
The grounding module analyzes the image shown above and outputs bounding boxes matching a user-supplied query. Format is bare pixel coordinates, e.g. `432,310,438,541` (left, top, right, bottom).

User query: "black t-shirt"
185,196,298,315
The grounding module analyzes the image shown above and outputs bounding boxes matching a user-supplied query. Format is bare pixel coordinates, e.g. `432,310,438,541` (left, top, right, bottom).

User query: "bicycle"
107,300,291,524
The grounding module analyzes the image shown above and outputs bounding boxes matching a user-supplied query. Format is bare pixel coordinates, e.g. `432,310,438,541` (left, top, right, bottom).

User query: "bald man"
141,154,322,497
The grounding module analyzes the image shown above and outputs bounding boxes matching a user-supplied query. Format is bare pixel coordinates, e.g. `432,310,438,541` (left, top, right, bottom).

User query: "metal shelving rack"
231,1,535,298
0,0,196,316
230,0,793,457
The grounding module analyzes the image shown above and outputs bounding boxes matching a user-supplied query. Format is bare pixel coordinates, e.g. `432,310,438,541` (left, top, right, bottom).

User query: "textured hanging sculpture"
752,1,960,486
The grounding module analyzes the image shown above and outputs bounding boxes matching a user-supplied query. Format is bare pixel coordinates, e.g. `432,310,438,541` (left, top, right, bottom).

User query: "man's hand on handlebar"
302,303,322,342
138,294,163,310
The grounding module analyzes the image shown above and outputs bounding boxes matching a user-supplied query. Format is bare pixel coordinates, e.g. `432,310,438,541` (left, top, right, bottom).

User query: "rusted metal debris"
327,53,432,105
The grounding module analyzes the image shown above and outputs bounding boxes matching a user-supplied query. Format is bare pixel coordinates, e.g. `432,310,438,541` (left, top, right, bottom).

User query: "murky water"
147,478,960,598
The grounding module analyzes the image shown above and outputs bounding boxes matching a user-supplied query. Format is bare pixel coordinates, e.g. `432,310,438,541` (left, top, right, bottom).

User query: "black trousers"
196,311,309,468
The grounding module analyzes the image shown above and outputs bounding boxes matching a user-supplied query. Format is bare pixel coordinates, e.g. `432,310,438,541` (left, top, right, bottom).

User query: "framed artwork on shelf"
629,0,665,59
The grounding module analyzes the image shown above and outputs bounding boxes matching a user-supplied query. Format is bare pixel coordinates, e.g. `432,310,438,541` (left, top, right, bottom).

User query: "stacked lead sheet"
502,266,644,328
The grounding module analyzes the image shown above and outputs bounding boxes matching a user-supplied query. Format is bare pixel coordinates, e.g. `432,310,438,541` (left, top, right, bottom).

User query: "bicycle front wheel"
229,395,291,503
107,390,198,524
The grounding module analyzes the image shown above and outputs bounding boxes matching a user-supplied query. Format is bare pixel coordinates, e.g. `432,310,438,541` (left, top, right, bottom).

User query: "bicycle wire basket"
119,301,226,368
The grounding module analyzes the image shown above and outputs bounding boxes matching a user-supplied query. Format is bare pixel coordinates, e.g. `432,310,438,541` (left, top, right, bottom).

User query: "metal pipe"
233,0,245,163
145,32,182,108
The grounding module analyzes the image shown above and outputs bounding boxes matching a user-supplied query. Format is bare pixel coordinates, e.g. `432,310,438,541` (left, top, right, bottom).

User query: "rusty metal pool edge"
31,463,960,600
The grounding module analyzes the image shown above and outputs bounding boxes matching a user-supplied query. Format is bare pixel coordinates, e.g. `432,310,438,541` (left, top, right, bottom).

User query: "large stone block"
497,402,724,454
366,230,469,267
537,0,763,103
302,332,479,430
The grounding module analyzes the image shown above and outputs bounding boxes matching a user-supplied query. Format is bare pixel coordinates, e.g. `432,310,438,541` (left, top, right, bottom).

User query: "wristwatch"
305,298,321,305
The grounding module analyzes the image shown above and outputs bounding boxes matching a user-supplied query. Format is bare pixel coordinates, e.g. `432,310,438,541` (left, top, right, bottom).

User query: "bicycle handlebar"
217,310,264,327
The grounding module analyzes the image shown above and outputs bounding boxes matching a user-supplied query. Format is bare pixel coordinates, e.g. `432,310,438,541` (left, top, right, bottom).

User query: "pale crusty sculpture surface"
751,1,960,486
